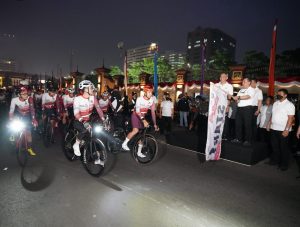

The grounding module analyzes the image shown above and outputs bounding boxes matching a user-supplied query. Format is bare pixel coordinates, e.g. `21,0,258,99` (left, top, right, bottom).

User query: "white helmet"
67,88,75,93
78,80,94,90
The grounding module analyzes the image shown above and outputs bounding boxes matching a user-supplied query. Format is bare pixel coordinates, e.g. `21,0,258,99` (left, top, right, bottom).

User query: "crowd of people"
1,74,300,172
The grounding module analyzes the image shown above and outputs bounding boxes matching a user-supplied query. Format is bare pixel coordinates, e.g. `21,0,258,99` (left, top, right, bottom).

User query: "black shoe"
231,139,241,143
243,141,251,146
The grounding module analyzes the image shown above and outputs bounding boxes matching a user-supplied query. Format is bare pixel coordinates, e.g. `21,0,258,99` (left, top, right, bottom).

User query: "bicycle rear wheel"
82,139,107,177
43,120,53,147
132,134,158,165
16,132,28,167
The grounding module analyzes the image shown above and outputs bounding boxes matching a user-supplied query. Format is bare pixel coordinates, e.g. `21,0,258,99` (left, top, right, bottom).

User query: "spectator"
160,93,174,135
228,97,237,140
177,94,190,128
251,78,263,141
267,89,295,171
231,77,255,146
258,96,273,143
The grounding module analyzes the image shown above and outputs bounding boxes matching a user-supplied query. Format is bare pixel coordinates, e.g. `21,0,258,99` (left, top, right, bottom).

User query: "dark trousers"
235,106,253,142
160,116,172,134
252,106,258,141
222,116,230,139
258,127,272,155
73,120,88,140
229,118,235,139
270,129,290,168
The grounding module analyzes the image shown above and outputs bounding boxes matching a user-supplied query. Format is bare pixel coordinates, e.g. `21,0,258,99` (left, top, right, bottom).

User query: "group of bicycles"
10,110,159,177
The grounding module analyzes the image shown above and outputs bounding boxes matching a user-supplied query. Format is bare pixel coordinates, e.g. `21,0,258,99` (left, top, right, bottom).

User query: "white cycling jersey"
63,95,75,110
135,96,155,118
42,93,58,110
9,96,35,119
73,95,104,122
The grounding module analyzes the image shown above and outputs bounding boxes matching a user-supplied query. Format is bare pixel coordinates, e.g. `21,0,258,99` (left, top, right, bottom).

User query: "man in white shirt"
251,78,263,140
216,73,233,140
231,77,255,146
267,89,295,171
159,93,174,135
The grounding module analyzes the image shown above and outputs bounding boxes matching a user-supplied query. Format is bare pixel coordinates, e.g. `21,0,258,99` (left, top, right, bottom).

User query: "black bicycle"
103,114,158,165
63,120,107,177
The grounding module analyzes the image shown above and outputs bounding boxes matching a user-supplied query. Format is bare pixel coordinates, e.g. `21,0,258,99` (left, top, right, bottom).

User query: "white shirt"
216,82,233,96
271,99,295,131
252,87,263,106
161,100,173,117
259,105,273,128
237,87,255,107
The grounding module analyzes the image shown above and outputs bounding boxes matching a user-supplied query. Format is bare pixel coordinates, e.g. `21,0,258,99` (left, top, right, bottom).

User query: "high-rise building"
127,43,157,65
0,58,16,72
187,27,236,65
161,51,186,70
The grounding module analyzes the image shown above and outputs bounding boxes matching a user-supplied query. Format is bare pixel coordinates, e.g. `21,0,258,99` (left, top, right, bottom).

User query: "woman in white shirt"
159,93,174,135
258,96,273,143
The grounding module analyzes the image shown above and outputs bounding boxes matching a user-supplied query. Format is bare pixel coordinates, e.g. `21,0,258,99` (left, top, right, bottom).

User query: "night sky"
0,0,299,75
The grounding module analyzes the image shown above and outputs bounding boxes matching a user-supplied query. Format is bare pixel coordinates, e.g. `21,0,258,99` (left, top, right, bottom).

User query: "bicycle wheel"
132,134,158,165
43,120,53,147
63,129,77,161
82,139,107,177
106,127,126,154
16,132,28,167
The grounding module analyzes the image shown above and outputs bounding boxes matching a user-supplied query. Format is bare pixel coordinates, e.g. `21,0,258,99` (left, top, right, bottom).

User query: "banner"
205,82,227,161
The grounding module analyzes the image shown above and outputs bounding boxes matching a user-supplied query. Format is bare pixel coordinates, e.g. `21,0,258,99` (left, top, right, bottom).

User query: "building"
0,59,16,72
187,27,236,65
161,51,186,70
127,43,157,65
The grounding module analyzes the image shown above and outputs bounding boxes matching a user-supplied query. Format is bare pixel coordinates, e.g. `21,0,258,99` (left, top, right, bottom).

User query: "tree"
109,65,123,77
243,50,269,67
127,62,143,83
208,50,235,71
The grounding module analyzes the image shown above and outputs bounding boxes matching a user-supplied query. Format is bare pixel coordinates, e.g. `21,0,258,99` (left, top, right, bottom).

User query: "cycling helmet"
102,91,109,97
67,88,75,93
143,85,153,92
78,80,94,90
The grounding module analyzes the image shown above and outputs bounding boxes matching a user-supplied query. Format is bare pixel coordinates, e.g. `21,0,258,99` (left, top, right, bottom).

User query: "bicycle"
8,119,31,167
63,119,107,177
43,112,57,147
103,114,159,165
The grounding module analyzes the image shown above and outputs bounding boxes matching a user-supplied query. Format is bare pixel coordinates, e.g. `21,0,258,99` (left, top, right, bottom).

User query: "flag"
205,83,227,161
268,19,278,96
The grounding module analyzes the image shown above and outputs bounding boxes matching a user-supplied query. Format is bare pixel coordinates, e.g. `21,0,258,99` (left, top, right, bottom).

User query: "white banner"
205,82,227,161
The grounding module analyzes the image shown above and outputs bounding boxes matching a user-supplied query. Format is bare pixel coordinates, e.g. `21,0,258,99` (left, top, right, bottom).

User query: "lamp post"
117,41,128,95
150,43,158,97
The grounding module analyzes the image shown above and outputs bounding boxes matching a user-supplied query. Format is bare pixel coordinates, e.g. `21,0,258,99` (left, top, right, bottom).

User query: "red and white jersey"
9,97,35,119
73,95,104,122
42,93,58,110
99,98,110,113
63,95,75,110
135,96,155,118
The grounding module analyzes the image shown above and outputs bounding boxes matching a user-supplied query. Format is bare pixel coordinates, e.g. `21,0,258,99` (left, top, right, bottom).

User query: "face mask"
276,95,284,100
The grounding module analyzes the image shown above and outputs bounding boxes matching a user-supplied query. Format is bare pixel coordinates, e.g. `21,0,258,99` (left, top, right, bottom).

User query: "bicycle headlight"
9,120,26,132
94,125,103,133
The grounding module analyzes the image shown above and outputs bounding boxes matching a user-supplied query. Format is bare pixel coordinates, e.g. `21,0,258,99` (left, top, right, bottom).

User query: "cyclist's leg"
72,120,88,156
122,113,142,151
23,116,36,155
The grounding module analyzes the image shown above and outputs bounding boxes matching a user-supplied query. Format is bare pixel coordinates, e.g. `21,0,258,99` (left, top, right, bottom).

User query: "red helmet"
143,85,153,92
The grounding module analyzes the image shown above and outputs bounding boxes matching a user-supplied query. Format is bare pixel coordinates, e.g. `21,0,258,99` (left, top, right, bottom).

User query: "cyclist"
9,87,38,155
42,85,60,132
99,91,111,114
121,85,159,157
72,80,105,164
62,88,75,124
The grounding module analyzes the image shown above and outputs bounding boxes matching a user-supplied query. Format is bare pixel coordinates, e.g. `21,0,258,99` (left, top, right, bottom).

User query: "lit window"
213,40,216,43
188,45,191,49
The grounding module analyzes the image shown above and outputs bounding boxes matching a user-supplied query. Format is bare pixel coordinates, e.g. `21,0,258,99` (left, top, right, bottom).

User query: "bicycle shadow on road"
20,158,56,192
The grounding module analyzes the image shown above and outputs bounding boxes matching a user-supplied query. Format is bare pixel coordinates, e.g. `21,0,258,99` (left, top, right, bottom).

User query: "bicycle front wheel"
16,132,28,167
82,139,107,177
132,134,158,165
63,129,77,161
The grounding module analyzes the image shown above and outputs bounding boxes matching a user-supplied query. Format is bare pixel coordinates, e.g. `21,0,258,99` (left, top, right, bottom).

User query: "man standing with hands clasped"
267,89,295,171
231,77,255,146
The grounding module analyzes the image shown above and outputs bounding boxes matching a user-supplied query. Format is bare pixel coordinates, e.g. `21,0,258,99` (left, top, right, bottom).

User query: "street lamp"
150,43,158,97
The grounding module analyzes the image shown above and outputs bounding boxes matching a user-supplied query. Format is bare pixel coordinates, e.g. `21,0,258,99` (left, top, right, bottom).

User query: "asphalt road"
0,120,300,227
